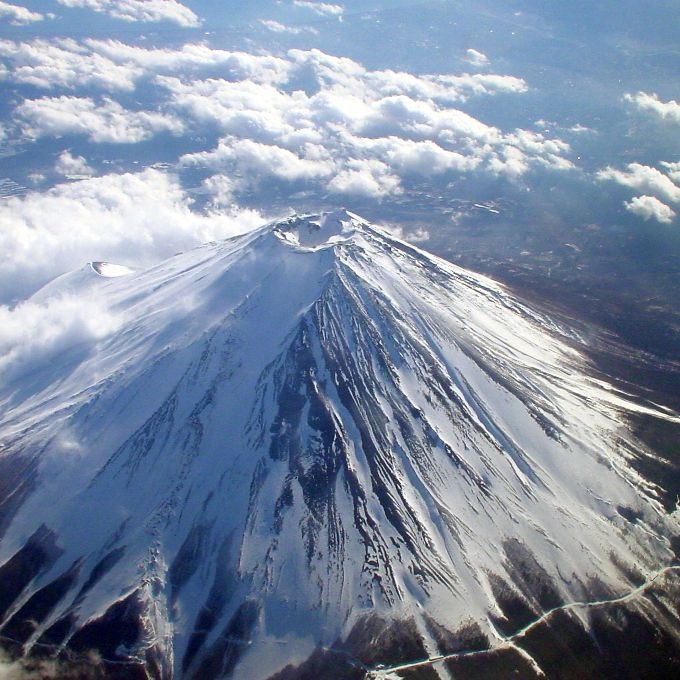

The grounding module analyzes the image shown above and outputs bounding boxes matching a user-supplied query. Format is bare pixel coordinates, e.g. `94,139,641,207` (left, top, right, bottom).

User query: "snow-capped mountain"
0,210,678,679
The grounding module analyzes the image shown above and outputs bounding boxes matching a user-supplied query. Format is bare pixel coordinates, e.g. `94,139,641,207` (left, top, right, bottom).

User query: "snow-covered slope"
28,260,134,303
0,210,678,679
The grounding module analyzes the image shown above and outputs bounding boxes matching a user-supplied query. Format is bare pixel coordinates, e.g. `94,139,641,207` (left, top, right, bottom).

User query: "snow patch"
90,261,134,277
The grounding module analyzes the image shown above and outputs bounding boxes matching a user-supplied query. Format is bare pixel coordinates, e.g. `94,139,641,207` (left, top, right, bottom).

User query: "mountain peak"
0,210,678,679
271,208,368,250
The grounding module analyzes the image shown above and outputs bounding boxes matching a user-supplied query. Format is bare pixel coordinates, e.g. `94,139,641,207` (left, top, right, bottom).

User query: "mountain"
0,210,679,679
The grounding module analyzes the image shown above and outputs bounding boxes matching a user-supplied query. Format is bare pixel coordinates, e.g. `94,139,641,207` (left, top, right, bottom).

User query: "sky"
0,0,679,370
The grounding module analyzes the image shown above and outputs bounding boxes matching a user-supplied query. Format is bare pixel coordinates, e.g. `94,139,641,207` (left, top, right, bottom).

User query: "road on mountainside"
366,564,680,679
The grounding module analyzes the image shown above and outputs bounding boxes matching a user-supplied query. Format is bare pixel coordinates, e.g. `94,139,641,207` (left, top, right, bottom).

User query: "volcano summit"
0,210,679,679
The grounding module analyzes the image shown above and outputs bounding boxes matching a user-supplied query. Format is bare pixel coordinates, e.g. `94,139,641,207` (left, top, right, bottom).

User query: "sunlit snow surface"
0,211,678,678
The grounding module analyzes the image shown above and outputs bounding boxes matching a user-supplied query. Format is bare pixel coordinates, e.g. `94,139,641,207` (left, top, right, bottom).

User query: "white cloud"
166,48,567,186
0,293,121,383
597,163,680,204
260,19,318,35
0,38,143,91
88,40,292,84
164,77,306,143
55,150,94,178
56,0,200,27
287,48,527,104
0,0,44,24
16,96,184,143
344,134,479,175
382,223,430,243
435,73,527,100
624,195,676,224
624,91,680,124
3,41,571,219
292,1,343,17
0,39,291,92
0,169,264,304
463,48,489,68
488,145,529,179
327,159,401,198
202,174,236,208
183,137,336,184
3,40,550,187
661,161,680,183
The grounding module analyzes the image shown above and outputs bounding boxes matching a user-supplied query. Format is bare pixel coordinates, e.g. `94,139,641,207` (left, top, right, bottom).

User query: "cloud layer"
0,39,291,92
1,38,575,204
168,48,570,196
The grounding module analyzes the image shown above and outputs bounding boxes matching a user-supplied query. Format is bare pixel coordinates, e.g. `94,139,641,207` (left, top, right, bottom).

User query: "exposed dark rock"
444,646,543,679
0,450,39,541
0,525,62,623
2,561,80,644
189,600,259,680
423,615,489,656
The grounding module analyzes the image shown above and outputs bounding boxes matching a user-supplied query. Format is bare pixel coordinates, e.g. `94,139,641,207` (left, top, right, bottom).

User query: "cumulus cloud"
327,159,401,198
0,1,44,24
88,40,291,84
286,49,527,104
292,1,343,18
0,169,264,303
341,134,479,175
463,48,489,67
165,77,308,143
624,195,676,224
4,40,571,201
55,150,94,178
183,137,335,184
624,91,680,124
0,38,143,91
202,174,237,208
2,39,552,190
165,48,568,194
16,96,184,143
382,223,430,243
56,0,200,27
488,145,529,179
661,161,680,183
597,163,680,204
0,39,291,92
